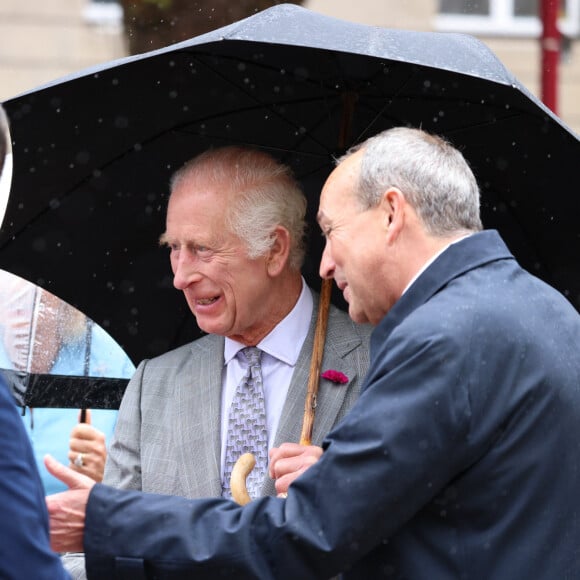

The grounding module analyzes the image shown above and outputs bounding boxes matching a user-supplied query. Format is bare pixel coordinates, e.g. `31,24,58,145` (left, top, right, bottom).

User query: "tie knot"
240,346,261,366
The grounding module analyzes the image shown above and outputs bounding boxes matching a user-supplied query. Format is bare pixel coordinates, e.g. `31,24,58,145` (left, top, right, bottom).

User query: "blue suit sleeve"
0,377,69,580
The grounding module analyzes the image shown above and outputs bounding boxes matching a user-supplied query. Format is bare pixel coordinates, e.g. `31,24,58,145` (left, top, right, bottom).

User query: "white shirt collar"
224,277,313,366
402,234,472,296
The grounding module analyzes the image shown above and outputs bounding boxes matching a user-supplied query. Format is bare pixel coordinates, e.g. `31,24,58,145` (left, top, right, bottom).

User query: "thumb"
44,454,94,490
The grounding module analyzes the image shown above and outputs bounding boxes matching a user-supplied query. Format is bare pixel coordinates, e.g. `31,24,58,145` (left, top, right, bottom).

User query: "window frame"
83,0,123,28
435,0,580,37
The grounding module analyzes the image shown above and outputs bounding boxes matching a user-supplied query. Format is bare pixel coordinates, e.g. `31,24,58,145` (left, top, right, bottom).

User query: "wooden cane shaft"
299,277,333,446
230,91,356,502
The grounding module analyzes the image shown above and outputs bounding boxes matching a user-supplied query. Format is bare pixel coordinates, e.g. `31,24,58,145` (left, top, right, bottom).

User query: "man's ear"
381,187,405,242
266,225,291,276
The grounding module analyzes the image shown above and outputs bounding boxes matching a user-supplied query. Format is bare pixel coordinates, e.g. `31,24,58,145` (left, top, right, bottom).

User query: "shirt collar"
402,234,472,296
224,277,313,366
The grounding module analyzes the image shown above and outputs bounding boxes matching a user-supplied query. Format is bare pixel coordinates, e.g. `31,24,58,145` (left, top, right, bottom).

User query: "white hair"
343,127,483,236
170,147,307,270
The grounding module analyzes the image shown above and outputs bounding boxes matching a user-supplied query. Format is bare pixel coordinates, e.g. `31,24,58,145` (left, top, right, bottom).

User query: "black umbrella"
1,4,579,408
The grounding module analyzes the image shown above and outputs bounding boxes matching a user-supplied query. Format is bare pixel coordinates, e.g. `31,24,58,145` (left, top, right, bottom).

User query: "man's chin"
192,314,226,337
348,304,369,325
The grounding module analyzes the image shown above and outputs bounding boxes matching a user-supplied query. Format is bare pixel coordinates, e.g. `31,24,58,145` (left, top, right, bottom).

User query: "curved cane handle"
230,452,255,505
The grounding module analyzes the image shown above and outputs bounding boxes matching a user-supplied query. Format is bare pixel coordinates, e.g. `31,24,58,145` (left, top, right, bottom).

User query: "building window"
436,0,579,36
83,0,123,29
440,0,490,15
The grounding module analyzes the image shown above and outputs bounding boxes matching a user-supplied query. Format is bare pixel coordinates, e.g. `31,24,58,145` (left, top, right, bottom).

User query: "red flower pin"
321,370,349,384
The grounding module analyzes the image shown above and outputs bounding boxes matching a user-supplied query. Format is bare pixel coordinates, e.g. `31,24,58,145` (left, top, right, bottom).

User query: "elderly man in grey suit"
62,146,370,577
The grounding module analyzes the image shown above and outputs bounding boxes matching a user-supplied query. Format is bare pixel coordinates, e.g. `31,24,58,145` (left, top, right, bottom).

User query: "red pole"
540,0,561,114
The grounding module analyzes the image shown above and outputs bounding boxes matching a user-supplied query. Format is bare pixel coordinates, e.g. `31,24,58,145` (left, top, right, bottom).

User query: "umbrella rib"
180,49,350,154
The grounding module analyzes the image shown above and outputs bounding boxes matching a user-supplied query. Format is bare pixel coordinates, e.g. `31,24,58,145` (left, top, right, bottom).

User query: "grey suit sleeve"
102,360,148,490
61,552,87,580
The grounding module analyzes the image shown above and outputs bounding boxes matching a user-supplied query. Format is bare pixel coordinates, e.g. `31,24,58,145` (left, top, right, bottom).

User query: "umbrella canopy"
2,3,579,376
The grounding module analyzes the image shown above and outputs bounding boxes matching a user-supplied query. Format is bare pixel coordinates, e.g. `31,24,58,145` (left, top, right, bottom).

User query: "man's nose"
172,251,202,290
319,243,335,280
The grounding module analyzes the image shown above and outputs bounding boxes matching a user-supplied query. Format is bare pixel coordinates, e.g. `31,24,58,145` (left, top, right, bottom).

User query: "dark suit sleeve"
0,376,70,580
83,317,480,579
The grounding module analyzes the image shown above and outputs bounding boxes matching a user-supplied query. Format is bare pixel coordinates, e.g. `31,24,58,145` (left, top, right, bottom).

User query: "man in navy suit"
46,127,580,579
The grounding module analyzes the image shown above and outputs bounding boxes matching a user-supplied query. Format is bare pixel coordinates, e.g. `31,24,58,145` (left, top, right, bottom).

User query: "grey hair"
343,127,483,236
0,105,9,177
170,147,307,270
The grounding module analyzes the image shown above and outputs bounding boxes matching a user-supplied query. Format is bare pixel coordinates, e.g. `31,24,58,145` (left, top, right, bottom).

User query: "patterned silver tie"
222,347,268,499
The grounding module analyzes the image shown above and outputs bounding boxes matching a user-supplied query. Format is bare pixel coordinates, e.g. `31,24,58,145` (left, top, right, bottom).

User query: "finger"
273,452,320,482
273,452,321,493
269,443,305,477
68,449,84,465
66,449,106,483
69,441,106,462
70,423,106,442
44,454,93,490
274,466,311,494
269,442,303,461
270,455,302,480
270,445,323,479
68,450,94,470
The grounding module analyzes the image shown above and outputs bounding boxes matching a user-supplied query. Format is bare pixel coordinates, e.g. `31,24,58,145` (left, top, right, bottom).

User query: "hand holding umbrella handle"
230,278,333,505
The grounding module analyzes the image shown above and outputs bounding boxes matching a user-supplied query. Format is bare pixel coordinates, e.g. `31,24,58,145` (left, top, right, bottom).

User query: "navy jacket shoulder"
0,375,69,579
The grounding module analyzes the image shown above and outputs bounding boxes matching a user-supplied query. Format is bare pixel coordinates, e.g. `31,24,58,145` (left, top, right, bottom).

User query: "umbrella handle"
230,278,334,505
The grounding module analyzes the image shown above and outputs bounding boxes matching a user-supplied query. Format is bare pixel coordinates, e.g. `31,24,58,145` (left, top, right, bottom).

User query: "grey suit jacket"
64,291,370,578
105,292,370,498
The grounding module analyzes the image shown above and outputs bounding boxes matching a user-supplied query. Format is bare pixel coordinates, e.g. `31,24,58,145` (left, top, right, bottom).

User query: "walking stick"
231,90,355,505
298,276,333,446
230,277,333,505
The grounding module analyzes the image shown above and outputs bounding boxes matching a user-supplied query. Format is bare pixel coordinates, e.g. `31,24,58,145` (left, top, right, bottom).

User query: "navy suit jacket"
84,231,580,579
0,376,69,579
